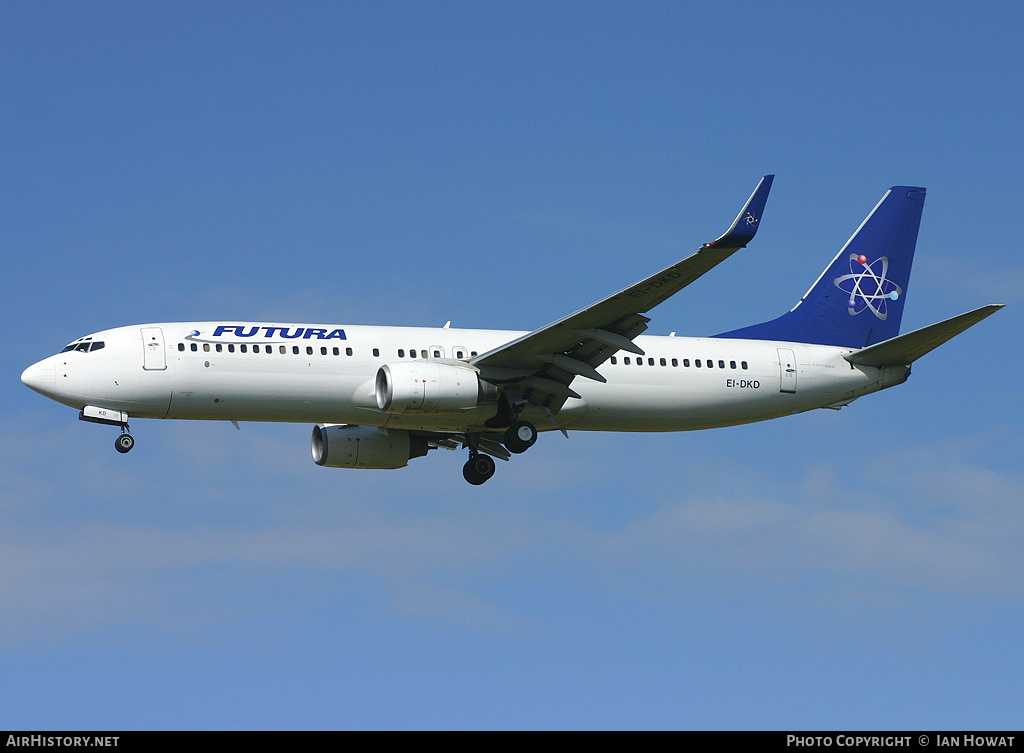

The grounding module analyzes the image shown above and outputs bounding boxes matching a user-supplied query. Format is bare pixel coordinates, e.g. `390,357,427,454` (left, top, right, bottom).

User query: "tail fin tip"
716,184,927,348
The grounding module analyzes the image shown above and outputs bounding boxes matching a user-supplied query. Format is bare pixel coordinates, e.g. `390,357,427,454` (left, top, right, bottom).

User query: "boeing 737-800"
21,177,1003,484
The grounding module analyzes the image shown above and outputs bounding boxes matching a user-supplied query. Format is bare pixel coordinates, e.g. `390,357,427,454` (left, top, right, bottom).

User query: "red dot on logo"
857,255,868,265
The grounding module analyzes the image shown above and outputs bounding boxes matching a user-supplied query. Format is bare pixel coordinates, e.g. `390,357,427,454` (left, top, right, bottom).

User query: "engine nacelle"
375,361,493,414
312,424,428,469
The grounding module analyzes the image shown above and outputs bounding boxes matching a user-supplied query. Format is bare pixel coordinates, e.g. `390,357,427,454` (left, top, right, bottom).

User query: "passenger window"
373,348,380,357
280,346,287,354
190,343,198,352
671,358,678,367
471,351,478,356
718,360,725,369
624,357,631,365
306,346,313,355
240,344,247,353
455,350,464,359
421,350,428,358
216,344,223,353
648,358,654,366
610,356,617,364
433,350,440,358
346,348,353,356
333,347,340,356
707,360,713,368
741,361,748,370
683,359,689,367
658,358,665,366
695,359,701,368
204,344,210,352
321,347,327,355
730,360,736,369
292,346,299,354
178,343,185,352
228,344,235,353
398,349,405,358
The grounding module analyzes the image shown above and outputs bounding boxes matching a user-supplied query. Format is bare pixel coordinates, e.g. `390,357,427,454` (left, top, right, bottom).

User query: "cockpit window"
60,341,105,354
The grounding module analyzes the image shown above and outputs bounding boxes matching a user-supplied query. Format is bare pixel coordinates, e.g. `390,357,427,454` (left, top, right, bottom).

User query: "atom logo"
744,211,758,226
833,254,902,319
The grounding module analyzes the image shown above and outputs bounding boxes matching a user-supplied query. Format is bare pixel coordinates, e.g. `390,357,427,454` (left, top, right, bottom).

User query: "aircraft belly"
567,364,868,432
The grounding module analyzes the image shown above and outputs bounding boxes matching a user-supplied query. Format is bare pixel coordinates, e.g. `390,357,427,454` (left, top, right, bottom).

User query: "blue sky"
3,1,1022,729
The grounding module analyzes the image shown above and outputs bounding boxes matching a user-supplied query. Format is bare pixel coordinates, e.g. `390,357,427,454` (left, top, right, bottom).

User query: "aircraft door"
777,348,797,393
141,327,167,371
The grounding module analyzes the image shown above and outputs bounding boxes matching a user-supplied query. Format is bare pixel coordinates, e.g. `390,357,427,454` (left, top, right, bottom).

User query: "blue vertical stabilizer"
716,186,926,348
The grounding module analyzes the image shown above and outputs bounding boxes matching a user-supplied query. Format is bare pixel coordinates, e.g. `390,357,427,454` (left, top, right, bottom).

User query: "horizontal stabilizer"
843,304,1004,367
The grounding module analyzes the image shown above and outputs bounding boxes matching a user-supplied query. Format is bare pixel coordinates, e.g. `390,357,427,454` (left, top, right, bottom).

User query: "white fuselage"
21,322,910,433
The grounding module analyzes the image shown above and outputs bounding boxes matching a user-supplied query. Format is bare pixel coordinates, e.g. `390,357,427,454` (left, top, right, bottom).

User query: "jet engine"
312,424,429,469
374,361,495,414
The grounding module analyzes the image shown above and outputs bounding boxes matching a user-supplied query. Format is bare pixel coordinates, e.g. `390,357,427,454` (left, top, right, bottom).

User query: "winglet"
705,174,775,248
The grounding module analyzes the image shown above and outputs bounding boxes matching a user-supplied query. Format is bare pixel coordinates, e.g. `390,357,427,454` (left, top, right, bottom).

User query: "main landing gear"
503,420,537,454
462,433,496,485
463,452,496,485
462,417,539,485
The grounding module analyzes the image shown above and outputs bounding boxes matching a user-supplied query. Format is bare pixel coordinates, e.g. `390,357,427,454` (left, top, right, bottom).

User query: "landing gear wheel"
463,454,496,485
114,433,135,454
503,420,537,454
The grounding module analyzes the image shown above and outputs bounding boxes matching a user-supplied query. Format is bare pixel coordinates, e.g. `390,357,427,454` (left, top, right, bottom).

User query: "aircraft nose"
21,359,56,397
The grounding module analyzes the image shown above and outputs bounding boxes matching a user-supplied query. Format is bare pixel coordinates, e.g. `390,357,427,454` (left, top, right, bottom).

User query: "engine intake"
374,361,493,414
312,424,428,469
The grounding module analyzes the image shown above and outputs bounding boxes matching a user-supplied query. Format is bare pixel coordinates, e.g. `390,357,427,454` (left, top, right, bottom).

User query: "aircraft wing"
470,175,774,411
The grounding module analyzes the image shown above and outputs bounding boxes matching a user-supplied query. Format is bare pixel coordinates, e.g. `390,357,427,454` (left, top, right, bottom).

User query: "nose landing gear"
115,427,135,454
80,406,135,454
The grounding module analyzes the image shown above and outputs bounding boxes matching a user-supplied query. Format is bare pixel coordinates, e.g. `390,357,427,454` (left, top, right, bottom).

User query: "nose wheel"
114,430,135,454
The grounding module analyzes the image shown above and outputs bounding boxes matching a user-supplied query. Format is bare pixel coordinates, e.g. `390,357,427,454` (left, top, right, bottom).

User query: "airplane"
21,176,1003,485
